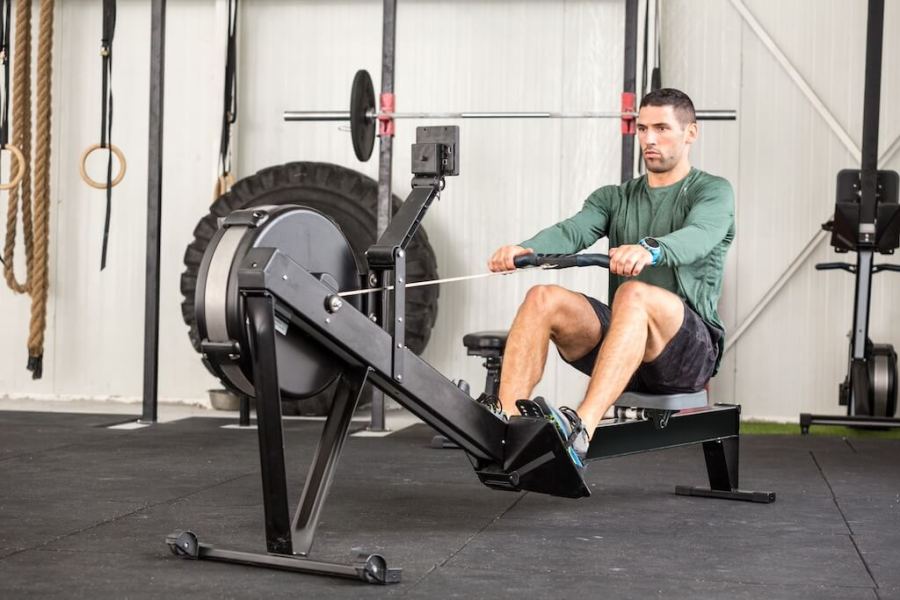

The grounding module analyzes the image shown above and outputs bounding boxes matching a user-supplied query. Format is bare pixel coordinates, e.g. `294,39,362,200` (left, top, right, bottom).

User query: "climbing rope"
3,0,32,294
2,0,54,379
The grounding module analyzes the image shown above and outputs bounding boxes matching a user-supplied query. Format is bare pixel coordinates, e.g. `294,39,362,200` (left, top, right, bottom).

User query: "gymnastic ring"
212,172,235,201
0,144,25,191
79,143,127,189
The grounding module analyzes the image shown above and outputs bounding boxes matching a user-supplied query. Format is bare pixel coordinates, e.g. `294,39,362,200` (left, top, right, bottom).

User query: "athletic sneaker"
528,397,590,468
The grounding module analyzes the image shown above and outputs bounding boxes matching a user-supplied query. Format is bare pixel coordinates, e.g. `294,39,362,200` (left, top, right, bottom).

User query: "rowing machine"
168,126,773,584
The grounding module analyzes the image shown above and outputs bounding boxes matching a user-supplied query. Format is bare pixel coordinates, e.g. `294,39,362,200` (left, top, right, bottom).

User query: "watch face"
645,238,660,248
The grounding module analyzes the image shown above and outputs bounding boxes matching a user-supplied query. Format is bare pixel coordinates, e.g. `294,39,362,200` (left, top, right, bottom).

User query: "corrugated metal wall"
0,0,896,421
665,0,900,419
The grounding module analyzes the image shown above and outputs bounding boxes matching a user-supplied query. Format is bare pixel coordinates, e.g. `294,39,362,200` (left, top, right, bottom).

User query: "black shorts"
564,295,723,394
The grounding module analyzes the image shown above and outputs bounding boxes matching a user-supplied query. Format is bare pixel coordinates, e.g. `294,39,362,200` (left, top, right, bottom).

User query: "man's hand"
489,245,534,272
609,244,653,277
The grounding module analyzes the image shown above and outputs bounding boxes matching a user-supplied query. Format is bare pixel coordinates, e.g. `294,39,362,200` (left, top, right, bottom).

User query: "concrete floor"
0,396,423,431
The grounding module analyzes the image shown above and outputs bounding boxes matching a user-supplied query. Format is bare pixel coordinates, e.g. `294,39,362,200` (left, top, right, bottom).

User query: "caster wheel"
166,530,199,559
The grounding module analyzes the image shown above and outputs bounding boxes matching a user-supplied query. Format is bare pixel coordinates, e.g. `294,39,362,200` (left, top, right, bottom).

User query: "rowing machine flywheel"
195,205,363,399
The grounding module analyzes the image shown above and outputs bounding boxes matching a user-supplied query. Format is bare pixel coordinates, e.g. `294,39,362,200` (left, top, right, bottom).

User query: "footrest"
614,390,708,411
474,415,590,499
515,397,548,419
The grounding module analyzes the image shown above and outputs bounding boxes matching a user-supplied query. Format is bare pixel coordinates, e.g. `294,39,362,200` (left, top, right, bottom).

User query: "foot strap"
516,397,584,449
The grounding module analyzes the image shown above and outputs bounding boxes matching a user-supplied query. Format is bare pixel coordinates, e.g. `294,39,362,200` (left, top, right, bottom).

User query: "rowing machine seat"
463,331,508,357
614,391,708,411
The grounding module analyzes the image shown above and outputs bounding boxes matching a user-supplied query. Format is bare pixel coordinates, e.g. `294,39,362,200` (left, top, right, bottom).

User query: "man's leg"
497,285,603,416
575,281,685,434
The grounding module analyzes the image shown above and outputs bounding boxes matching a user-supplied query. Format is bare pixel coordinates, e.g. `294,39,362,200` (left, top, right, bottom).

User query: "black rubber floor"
0,410,897,599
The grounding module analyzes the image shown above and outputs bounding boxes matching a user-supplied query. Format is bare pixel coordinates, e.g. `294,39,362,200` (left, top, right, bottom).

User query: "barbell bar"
285,109,738,121
283,70,738,162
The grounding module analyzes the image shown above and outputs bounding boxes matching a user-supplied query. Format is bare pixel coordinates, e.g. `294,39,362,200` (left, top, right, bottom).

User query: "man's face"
636,105,697,173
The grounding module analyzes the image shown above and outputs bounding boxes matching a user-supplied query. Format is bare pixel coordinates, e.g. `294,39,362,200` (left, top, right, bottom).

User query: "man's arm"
654,178,734,266
518,186,616,254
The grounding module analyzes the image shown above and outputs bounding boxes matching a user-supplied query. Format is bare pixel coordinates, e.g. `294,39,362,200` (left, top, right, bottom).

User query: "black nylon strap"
100,0,116,270
640,0,661,95
218,0,238,178
641,0,649,95
0,0,9,267
652,0,661,90
638,0,661,176
0,0,11,148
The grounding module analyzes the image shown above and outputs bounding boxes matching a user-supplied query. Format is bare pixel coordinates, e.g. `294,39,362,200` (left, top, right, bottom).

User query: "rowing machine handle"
873,264,900,274
815,262,856,273
514,253,611,270
816,262,900,274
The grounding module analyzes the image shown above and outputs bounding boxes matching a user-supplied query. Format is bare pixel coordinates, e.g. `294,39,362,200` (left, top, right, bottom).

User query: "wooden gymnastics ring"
79,143,127,189
213,171,235,201
0,144,25,191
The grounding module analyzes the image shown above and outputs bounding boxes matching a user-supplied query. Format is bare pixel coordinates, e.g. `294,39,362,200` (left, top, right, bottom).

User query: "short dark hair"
639,88,696,126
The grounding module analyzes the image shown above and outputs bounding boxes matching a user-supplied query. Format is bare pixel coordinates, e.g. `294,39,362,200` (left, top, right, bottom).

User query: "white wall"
0,0,897,422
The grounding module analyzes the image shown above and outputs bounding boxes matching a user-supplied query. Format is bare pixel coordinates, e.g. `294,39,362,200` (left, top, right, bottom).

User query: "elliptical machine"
800,0,900,433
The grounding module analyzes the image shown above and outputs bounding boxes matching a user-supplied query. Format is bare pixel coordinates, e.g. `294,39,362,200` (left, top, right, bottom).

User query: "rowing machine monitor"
411,126,459,177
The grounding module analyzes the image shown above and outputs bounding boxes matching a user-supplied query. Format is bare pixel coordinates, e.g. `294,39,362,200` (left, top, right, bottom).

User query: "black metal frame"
800,0,899,432
591,406,774,504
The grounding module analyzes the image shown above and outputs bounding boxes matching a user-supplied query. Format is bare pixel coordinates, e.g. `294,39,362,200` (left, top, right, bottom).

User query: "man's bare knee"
518,285,601,361
611,281,652,316
520,284,577,320
521,284,558,313
614,281,682,320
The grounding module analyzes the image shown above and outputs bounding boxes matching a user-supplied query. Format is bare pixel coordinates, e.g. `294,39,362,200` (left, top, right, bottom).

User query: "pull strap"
217,0,238,191
99,0,115,269
0,0,11,150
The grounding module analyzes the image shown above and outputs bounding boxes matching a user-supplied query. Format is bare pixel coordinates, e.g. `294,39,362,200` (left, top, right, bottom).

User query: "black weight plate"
350,69,376,162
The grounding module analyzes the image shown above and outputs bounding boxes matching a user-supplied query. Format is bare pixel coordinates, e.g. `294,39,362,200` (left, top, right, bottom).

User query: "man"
487,88,734,468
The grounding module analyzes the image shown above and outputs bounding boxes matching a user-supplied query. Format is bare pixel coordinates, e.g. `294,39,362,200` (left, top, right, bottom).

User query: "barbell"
283,70,737,161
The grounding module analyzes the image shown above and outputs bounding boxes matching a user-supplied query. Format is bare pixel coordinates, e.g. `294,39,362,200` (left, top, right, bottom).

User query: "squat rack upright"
142,0,165,423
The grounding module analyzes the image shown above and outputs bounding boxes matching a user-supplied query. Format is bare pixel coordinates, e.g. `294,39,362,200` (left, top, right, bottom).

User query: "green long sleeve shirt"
520,167,735,372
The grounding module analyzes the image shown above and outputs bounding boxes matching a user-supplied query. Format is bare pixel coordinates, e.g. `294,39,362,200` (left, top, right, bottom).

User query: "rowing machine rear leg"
675,437,775,503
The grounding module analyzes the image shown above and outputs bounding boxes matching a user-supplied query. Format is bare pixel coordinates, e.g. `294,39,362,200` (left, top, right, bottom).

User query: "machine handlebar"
815,262,856,273
874,264,900,274
514,253,611,270
816,262,900,274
